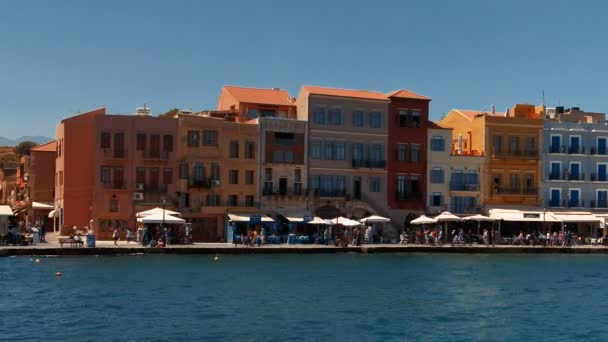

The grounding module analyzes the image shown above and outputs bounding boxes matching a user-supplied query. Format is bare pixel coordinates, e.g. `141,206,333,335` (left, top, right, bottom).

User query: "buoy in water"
214,256,219,261
55,272,62,277
35,259,41,263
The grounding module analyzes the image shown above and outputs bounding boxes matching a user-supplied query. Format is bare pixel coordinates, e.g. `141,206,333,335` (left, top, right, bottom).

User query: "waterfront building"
175,111,259,241
439,105,543,213
27,141,57,228
0,165,17,205
543,108,608,214
296,86,390,223
426,123,484,215
217,85,297,120
55,108,178,239
386,89,431,223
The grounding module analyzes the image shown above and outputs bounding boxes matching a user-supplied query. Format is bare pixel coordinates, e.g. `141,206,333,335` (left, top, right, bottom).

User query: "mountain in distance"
0,136,53,146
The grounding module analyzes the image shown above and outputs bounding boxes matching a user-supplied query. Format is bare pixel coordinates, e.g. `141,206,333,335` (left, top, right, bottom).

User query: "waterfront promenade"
3,233,608,256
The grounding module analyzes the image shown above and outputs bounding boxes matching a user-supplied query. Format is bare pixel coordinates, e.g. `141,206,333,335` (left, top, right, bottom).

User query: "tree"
159,108,180,118
14,141,37,156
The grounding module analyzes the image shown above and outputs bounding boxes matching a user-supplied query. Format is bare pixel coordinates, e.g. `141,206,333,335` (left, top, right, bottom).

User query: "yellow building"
440,104,543,209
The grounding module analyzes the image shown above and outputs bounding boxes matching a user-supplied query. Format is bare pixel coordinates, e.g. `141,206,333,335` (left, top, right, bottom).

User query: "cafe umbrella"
462,214,496,235
434,211,463,239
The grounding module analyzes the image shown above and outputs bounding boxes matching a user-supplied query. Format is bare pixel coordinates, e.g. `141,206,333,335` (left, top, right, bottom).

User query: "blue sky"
1,0,607,138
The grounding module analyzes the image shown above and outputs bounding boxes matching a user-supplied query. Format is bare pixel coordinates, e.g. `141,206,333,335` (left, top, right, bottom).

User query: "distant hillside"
0,136,53,146
0,146,18,165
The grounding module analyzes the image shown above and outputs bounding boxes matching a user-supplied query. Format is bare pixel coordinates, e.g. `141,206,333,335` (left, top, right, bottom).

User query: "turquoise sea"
2,253,608,341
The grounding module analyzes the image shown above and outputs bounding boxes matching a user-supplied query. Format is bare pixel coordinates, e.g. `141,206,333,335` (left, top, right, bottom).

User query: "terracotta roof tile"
30,140,57,152
386,89,430,101
223,86,296,107
302,86,388,101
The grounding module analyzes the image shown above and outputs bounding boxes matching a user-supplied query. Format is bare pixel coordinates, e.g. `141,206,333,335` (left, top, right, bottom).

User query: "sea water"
1,253,607,341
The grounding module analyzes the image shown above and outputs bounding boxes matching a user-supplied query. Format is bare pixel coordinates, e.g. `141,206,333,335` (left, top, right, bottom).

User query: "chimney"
491,104,495,115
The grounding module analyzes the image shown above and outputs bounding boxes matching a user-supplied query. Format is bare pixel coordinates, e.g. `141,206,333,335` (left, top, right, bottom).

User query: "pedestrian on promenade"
112,227,119,245
126,229,133,244
323,228,329,245
142,226,149,247
260,227,266,245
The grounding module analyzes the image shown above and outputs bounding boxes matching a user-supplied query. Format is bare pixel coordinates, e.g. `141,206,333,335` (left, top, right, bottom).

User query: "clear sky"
1,0,607,138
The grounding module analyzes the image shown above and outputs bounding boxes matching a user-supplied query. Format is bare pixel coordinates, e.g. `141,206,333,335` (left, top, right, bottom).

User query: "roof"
386,89,430,101
452,109,506,120
30,140,57,152
223,86,296,107
302,86,388,101
427,121,451,130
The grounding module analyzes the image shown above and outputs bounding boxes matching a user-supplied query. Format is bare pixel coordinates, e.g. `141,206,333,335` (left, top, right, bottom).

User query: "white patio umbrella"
410,215,437,225
307,217,332,225
136,207,181,218
360,215,391,223
434,211,463,239
329,216,361,227
463,214,496,235
137,214,185,224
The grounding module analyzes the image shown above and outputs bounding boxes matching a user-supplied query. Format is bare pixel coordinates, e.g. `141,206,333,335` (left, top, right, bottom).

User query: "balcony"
548,173,565,181
568,146,585,154
596,200,608,209
591,173,608,182
450,205,479,214
549,145,563,153
352,159,387,169
547,199,563,208
102,181,126,190
224,200,258,208
102,148,127,159
449,183,480,191
493,187,537,195
590,147,608,155
188,178,210,188
492,150,538,159
568,173,585,181
567,200,582,208
145,184,168,193
262,188,308,197
313,189,346,198
141,150,170,160
395,191,422,200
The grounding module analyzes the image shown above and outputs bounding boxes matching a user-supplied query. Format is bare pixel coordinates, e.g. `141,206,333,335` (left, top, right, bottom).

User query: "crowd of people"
6,221,46,245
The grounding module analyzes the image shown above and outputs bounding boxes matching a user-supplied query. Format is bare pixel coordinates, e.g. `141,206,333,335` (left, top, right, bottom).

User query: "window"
569,189,580,207
100,166,110,184
370,112,383,128
509,136,519,154
273,151,283,162
310,141,321,159
550,188,561,206
245,170,254,185
101,132,111,149
370,176,382,192
371,144,383,161
334,143,346,160
113,133,125,158
550,135,561,153
206,194,219,206
431,193,443,207
598,190,608,208
136,167,146,184
598,137,607,155
570,136,581,154
179,161,188,179
187,130,200,147
163,168,173,185
284,151,294,163
492,174,502,192
274,132,294,145
163,135,173,152
550,162,561,180
397,175,406,194
110,197,118,212
179,192,190,208
245,141,255,159
569,162,581,180
352,111,364,127
328,109,342,125
411,110,421,128
526,136,536,153
313,107,325,124
510,174,520,191
430,136,445,151
324,142,333,160
193,163,205,182
430,168,444,184
295,169,302,182
398,109,408,127
410,175,420,193
210,163,220,181
227,195,238,206
136,133,146,151
229,141,239,158
149,168,159,189
248,109,259,119
203,130,218,146
411,144,420,162
264,168,272,182
149,134,161,158
397,144,407,161
245,195,255,207
229,170,239,184
493,135,502,154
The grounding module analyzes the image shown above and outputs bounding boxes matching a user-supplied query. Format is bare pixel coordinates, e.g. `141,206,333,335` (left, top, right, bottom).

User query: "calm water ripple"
1,254,608,341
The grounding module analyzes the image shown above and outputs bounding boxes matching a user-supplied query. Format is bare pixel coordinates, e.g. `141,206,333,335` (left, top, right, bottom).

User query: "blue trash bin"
86,234,96,248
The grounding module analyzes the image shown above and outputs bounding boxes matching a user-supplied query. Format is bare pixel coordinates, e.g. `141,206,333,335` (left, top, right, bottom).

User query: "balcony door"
353,177,361,200
279,177,287,195
550,189,561,207
598,137,607,155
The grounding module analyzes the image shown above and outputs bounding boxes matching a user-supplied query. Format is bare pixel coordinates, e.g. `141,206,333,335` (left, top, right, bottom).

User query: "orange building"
439,105,543,210
27,141,57,229
55,108,178,238
217,86,297,120
175,111,259,241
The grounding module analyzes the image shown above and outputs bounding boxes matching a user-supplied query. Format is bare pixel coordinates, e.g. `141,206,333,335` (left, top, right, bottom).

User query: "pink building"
55,108,178,239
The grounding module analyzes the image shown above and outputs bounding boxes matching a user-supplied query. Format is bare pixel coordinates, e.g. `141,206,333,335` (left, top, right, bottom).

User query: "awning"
550,212,601,223
137,214,185,224
228,213,274,223
48,209,58,218
32,202,54,210
0,205,14,216
277,212,315,223
489,209,561,222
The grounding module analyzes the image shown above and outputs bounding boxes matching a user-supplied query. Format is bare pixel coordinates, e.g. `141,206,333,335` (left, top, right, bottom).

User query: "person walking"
112,227,120,245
